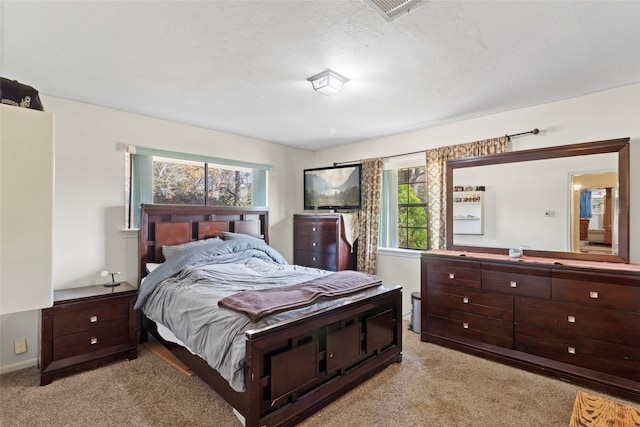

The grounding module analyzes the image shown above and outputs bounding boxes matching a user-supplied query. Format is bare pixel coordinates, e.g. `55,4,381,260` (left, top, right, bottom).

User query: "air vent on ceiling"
364,0,423,22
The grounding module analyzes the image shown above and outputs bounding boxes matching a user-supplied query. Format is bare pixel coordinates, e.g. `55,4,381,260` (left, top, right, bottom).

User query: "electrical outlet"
14,338,27,354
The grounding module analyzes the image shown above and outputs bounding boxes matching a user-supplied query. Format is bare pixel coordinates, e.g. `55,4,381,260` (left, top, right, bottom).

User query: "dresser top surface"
423,249,640,274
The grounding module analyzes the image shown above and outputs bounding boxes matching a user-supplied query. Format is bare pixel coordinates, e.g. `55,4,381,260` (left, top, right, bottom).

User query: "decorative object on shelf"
101,270,122,287
452,187,485,235
307,69,349,95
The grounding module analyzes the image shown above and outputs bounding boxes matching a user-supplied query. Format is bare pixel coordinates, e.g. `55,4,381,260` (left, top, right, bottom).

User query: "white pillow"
162,237,222,260
145,263,162,273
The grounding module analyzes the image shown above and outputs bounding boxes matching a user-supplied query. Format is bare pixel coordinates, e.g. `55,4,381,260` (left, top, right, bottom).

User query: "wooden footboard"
141,285,402,427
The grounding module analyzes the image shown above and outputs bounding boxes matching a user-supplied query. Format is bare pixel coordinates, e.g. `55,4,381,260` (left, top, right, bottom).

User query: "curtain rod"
333,128,541,166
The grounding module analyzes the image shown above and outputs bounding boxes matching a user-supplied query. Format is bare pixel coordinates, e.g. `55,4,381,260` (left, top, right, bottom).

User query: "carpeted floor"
1,321,637,427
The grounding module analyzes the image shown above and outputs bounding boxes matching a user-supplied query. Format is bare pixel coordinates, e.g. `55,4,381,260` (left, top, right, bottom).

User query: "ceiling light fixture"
307,69,349,95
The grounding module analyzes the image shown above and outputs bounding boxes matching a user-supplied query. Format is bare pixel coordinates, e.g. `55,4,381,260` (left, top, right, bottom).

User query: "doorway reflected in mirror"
571,172,618,256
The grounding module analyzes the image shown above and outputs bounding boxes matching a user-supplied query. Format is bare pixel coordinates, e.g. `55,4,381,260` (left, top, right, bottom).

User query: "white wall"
1,83,638,373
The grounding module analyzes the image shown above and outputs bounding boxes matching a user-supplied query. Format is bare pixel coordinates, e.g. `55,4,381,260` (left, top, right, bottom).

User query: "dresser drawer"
482,262,551,298
425,258,481,289
294,218,339,237
427,282,513,321
515,324,640,381
53,323,130,360
428,306,513,348
52,297,130,337
294,250,337,271
552,270,640,312
515,297,640,346
294,234,338,253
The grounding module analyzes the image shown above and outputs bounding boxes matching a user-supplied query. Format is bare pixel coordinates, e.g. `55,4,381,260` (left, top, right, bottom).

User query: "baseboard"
0,358,38,375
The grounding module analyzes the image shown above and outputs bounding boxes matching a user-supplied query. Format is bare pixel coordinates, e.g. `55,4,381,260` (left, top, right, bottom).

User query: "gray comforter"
137,240,383,392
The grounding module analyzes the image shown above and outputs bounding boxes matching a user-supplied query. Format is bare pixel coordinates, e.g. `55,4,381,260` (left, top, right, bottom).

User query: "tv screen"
304,164,361,211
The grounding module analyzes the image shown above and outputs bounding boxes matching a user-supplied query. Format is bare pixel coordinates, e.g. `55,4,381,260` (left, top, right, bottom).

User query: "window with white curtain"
379,154,428,250
125,146,271,229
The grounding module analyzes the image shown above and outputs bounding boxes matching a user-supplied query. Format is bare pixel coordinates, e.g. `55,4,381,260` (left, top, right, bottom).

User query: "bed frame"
137,204,403,427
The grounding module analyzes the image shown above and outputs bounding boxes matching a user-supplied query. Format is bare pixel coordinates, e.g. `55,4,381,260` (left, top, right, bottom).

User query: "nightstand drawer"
52,298,130,337
53,323,130,360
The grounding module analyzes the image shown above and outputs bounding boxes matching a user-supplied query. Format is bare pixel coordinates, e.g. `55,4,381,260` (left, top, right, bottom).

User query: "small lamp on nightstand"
101,270,121,287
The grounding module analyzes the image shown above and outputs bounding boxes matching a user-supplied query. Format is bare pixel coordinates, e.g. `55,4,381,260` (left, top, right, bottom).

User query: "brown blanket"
218,271,382,322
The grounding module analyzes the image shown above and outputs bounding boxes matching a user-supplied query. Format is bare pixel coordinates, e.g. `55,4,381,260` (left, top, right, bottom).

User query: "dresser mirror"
445,138,630,263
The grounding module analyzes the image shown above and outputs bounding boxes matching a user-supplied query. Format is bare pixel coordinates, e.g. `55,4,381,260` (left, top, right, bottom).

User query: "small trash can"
410,291,421,334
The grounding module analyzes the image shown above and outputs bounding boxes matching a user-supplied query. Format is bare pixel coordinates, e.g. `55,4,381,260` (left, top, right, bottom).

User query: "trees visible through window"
152,157,252,206
397,166,427,249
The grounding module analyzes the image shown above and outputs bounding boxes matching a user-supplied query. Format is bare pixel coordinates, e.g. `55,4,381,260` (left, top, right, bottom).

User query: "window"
152,157,253,206
379,162,428,250
397,166,427,249
125,146,271,229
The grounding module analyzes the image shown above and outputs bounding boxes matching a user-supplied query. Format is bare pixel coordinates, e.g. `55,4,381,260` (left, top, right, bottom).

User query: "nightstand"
40,282,138,385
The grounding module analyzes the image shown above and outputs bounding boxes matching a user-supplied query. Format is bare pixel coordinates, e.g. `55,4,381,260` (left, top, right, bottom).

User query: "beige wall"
1,83,638,373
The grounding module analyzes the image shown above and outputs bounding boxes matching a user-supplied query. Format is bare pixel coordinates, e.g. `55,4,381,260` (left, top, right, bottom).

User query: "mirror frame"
445,137,630,263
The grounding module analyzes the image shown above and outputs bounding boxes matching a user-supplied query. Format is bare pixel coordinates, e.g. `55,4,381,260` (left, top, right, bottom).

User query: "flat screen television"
304,164,362,211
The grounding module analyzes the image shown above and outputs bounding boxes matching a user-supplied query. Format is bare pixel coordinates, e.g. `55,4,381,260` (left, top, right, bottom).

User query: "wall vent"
363,0,423,22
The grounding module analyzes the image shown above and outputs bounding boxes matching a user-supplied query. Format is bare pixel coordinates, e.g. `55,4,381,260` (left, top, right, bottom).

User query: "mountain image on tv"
305,166,360,209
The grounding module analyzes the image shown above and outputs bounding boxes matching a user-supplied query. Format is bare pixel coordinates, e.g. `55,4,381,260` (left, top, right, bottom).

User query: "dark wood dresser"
293,213,357,271
421,250,640,401
40,282,138,385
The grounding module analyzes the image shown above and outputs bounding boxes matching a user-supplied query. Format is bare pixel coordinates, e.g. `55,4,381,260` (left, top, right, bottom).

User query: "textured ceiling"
2,1,639,151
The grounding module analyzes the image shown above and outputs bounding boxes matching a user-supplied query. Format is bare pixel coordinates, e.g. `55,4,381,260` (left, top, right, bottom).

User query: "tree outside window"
397,166,427,249
152,157,252,206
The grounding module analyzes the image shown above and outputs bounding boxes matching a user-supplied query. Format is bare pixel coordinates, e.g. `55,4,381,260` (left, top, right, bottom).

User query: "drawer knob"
589,291,599,299
567,346,576,355
90,315,98,323
462,322,469,329
312,227,317,232
567,315,576,323
449,273,455,279
90,337,98,345
312,242,317,247
510,281,517,288
462,297,469,304
312,257,317,262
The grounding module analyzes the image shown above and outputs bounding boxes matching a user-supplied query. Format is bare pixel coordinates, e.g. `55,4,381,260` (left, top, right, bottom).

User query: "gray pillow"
222,232,265,246
162,237,222,260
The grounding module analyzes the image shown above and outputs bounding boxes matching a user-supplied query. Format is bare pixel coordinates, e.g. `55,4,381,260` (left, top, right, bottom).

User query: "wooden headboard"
138,204,269,281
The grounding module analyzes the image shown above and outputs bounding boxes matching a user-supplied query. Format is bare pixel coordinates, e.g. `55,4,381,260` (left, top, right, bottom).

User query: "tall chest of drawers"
40,282,138,385
421,251,640,400
294,213,357,271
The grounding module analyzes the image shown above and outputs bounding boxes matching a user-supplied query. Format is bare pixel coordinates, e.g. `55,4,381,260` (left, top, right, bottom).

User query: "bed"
137,204,403,427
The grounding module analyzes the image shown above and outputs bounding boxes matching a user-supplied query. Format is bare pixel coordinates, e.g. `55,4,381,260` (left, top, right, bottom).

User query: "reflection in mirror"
446,138,629,263
571,173,618,256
